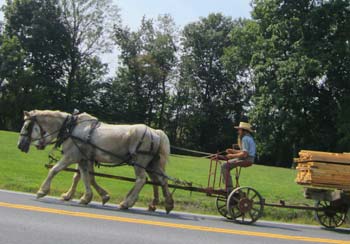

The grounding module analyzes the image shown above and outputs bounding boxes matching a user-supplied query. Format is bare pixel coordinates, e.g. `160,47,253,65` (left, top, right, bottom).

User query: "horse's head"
17,110,62,153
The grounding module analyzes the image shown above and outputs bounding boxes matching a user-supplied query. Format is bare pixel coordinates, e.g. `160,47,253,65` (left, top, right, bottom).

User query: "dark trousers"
221,158,253,192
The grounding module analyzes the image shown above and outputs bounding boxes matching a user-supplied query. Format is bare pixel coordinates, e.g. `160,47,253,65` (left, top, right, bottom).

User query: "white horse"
17,110,174,213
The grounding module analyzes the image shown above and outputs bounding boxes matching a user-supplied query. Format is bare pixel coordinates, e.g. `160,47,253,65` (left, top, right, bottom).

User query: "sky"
117,0,252,30
0,0,252,74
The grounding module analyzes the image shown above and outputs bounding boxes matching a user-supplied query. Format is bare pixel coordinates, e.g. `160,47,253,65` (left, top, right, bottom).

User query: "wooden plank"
298,150,350,164
296,150,350,190
295,156,350,189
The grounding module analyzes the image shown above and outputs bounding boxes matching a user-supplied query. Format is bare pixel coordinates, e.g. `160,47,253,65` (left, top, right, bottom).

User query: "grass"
0,130,341,226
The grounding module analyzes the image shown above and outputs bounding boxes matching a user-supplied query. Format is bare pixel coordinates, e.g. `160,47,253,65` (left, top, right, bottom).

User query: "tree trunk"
66,54,77,112
158,75,166,129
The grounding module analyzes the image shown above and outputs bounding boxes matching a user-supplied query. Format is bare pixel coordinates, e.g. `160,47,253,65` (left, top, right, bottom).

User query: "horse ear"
23,111,30,118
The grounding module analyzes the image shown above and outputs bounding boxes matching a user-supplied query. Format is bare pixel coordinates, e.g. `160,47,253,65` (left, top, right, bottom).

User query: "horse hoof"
165,205,174,214
60,194,72,201
79,198,90,205
36,191,47,199
119,202,129,210
79,200,88,205
102,195,110,205
148,205,157,212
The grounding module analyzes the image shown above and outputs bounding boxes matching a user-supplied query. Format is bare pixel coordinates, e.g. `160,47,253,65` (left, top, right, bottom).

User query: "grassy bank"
0,130,323,225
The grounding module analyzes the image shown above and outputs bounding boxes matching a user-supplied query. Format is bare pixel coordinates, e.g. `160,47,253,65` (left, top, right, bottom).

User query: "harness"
55,115,78,148
50,115,160,169
91,126,159,168
22,112,183,184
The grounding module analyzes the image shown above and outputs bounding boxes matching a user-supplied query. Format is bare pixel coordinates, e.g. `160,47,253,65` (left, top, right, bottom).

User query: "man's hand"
226,153,235,159
226,148,241,154
226,151,248,159
210,154,228,160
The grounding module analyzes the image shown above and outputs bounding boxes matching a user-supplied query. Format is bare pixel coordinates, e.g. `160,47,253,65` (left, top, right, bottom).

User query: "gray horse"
17,110,174,213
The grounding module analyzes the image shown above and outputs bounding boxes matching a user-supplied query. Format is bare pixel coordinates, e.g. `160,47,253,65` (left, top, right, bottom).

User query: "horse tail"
155,129,170,169
150,129,174,213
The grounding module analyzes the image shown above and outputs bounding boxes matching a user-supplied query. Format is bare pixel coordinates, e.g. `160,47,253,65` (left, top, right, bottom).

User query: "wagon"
304,188,350,228
46,154,350,228
199,156,350,228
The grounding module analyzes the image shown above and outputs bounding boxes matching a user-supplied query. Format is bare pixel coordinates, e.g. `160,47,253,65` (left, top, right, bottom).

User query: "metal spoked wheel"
216,196,231,219
227,186,264,224
315,201,347,228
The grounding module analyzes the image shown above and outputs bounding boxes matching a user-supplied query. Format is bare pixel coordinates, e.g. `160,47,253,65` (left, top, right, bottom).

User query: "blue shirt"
241,135,256,158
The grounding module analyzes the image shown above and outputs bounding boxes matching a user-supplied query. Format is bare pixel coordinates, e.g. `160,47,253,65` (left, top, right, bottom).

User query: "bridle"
20,114,93,150
20,116,69,150
20,116,61,148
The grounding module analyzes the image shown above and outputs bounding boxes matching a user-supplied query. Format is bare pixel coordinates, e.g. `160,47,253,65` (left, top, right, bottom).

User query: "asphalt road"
0,189,349,244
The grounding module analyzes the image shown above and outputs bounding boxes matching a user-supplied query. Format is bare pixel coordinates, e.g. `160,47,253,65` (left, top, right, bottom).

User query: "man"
221,122,256,192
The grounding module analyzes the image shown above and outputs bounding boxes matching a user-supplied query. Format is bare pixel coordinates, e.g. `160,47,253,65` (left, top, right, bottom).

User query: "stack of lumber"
295,150,350,189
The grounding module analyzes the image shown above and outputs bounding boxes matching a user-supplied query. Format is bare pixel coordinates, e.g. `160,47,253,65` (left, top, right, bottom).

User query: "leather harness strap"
55,115,78,148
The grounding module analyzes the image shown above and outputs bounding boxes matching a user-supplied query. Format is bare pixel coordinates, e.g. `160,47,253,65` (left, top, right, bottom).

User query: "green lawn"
0,130,320,224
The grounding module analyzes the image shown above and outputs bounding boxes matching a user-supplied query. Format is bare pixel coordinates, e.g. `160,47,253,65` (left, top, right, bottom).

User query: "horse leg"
89,163,110,205
159,178,174,214
153,129,173,213
155,157,174,214
150,185,160,212
61,165,80,201
37,160,72,198
146,172,160,212
120,166,146,209
146,168,174,214
78,161,93,205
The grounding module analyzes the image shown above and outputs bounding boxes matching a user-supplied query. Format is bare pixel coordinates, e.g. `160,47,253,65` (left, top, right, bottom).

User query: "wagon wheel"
315,201,347,228
216,196,231,219
226,186,264,224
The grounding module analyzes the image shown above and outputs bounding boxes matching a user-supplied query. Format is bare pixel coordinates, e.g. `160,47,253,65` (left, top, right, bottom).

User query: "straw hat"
234,122,254,133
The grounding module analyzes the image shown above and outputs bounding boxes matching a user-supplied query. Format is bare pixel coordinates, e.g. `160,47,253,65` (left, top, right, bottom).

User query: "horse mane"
29,110,97,121
24,110,98,125
29,110,69,119
78,112,97,121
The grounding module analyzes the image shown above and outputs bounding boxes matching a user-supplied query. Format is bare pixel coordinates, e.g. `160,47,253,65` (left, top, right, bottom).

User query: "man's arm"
226,151,248,159
226,148,241,154
226,137,250,159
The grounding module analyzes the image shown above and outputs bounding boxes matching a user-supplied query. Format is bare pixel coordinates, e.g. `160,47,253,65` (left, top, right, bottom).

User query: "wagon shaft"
44,164,226,195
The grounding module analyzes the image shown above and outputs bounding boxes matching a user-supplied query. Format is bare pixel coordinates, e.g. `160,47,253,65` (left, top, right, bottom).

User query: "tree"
175,13,243,152
111,15,177,127
0,0,120,131
245,0,350,165
223,18,258,106
58,0,120,111
301,0,350,151
0,0,70,130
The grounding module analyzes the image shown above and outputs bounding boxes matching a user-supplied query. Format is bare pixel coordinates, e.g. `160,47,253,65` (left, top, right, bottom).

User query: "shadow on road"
320,227,350,234
34,196,210,222
34,196,350,234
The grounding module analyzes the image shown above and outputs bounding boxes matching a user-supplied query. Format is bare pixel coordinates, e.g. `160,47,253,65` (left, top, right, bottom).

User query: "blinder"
18,116,47,152
20,117,35,137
